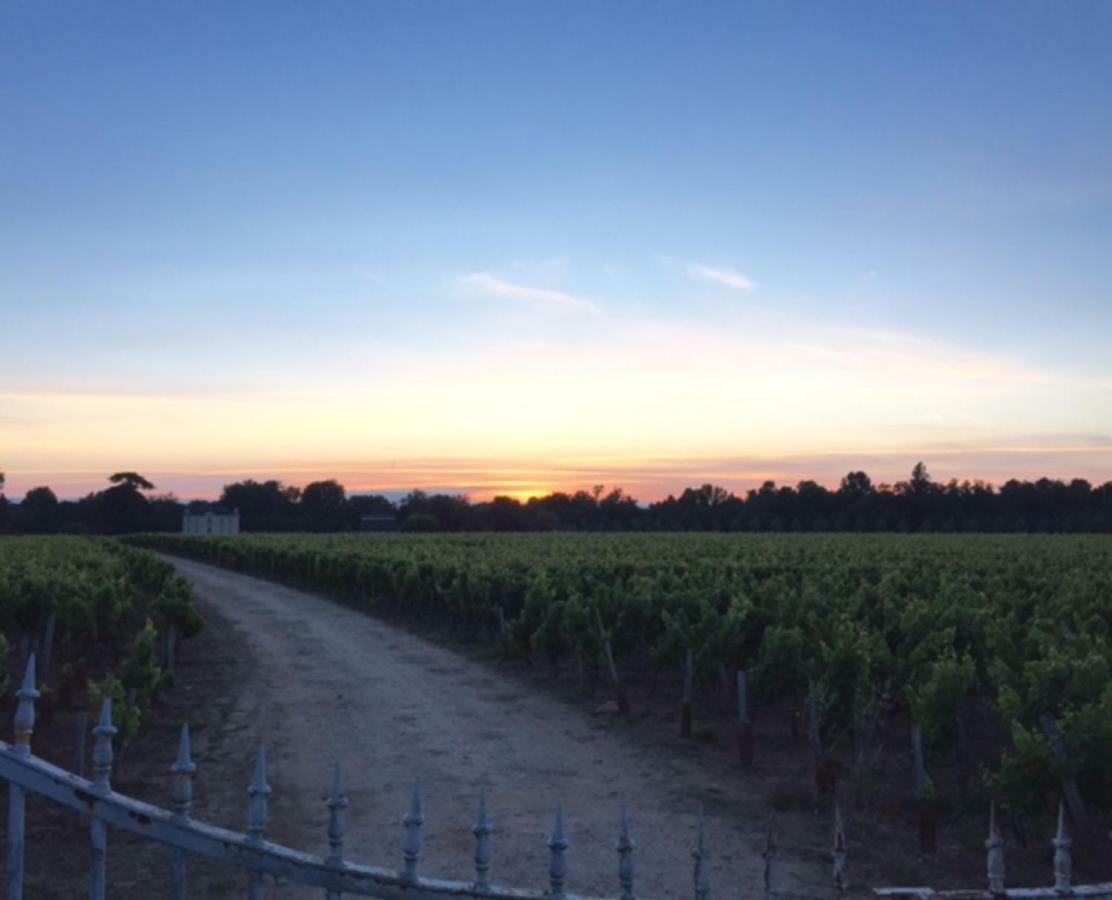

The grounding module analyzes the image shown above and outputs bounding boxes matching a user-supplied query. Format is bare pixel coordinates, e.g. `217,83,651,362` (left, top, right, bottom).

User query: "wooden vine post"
807,689,825,802
832,805,848,894
165,626,178,677
954,701,972,798
762,820,777,897
1038,714,1087,832
595,611,631,714
737,669,754,767
496,606,510,658
680,649,694,738
911,722,936,854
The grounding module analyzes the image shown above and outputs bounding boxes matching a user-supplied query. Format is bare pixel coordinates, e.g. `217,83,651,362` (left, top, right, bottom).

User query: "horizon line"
5,463,1112,505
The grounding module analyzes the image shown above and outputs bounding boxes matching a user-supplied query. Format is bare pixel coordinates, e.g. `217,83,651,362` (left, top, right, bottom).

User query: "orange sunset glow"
3,3,1110,505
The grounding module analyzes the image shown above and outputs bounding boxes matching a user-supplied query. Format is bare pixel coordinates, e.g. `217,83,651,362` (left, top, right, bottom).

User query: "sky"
2,1,1111,501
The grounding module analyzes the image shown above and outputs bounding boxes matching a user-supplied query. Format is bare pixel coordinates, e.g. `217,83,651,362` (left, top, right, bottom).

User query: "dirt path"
169,556,831,898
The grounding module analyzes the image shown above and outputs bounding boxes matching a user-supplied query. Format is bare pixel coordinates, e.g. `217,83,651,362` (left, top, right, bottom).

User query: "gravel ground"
8,554,1101,898
165,555,830,899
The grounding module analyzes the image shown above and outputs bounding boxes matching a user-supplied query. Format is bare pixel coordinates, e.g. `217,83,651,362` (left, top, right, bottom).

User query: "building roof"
184,504,237,517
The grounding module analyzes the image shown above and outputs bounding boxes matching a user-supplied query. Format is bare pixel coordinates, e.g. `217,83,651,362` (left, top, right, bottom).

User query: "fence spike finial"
986,801,1006,896
548,805,569,899
832,805,848,894
174,723,193,771
693,807,710,900
20,653,37,693
402,779,424,882
246,746,271,842
92,696,117,792
13,652,40,757
1052,800,1072,893
472,786,493,891
326,763,348,867
97,696,113,729
170,724,196,817
616,806,635,900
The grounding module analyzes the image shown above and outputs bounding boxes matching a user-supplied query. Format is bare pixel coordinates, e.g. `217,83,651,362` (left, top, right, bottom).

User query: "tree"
109,472,156,491
148,494,184,532
300,480,348,532
398,490,429,517
398,491,476,531
485,496,529,531
669,484,736,530
0,471,8,532
220,480,300,531
401,513,439,532
839,471,873,497
347,494,397,529
430,494,477,531
909,462,933,495
796,480,832,530
20,486,60,533
598,487,642,530
93,476,152,534
3,466,1107,535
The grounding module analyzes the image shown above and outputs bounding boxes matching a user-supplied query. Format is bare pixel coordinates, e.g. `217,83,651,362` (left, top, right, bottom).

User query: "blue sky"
2,2,1110,499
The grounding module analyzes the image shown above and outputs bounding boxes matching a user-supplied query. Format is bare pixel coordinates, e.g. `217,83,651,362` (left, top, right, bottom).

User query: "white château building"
182,506,240,535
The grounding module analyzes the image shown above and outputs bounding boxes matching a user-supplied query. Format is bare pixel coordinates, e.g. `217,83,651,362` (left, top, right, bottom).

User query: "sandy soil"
165,556,833,899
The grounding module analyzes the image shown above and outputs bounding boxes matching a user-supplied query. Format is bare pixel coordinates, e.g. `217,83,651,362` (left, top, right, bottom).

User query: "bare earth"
166,556,831,898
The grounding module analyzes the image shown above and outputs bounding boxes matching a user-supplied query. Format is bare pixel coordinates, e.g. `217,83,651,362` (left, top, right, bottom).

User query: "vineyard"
0,536,201,740
132,531,1112,829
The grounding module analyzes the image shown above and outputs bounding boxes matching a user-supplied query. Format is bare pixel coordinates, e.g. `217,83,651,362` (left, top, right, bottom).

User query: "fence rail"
4,651,1112,899
1,654,759,899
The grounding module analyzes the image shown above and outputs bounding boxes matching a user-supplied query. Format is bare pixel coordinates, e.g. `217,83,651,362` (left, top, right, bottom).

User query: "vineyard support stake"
737,669,754,768
40,613,56,686
680,649,694,739
807,689,826,803
596,610,630,715
911,723,936,854
1039,714,1088,834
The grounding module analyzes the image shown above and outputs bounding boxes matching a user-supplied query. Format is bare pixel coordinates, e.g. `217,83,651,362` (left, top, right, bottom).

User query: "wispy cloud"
460,272,600,314
688,263,756,293
7,278,1110,500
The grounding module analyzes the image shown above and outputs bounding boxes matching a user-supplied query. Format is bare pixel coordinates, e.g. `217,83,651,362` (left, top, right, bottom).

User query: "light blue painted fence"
873,800,1112,899
0,654,756,899
4,653,1112,899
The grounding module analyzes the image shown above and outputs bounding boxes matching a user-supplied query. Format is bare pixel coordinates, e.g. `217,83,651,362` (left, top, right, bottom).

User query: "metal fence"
873,801,1112,900
0,654,744,899
3,652,1112,899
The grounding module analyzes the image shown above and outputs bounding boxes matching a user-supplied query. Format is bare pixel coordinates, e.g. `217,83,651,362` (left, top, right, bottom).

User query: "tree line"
2,463,1112,534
